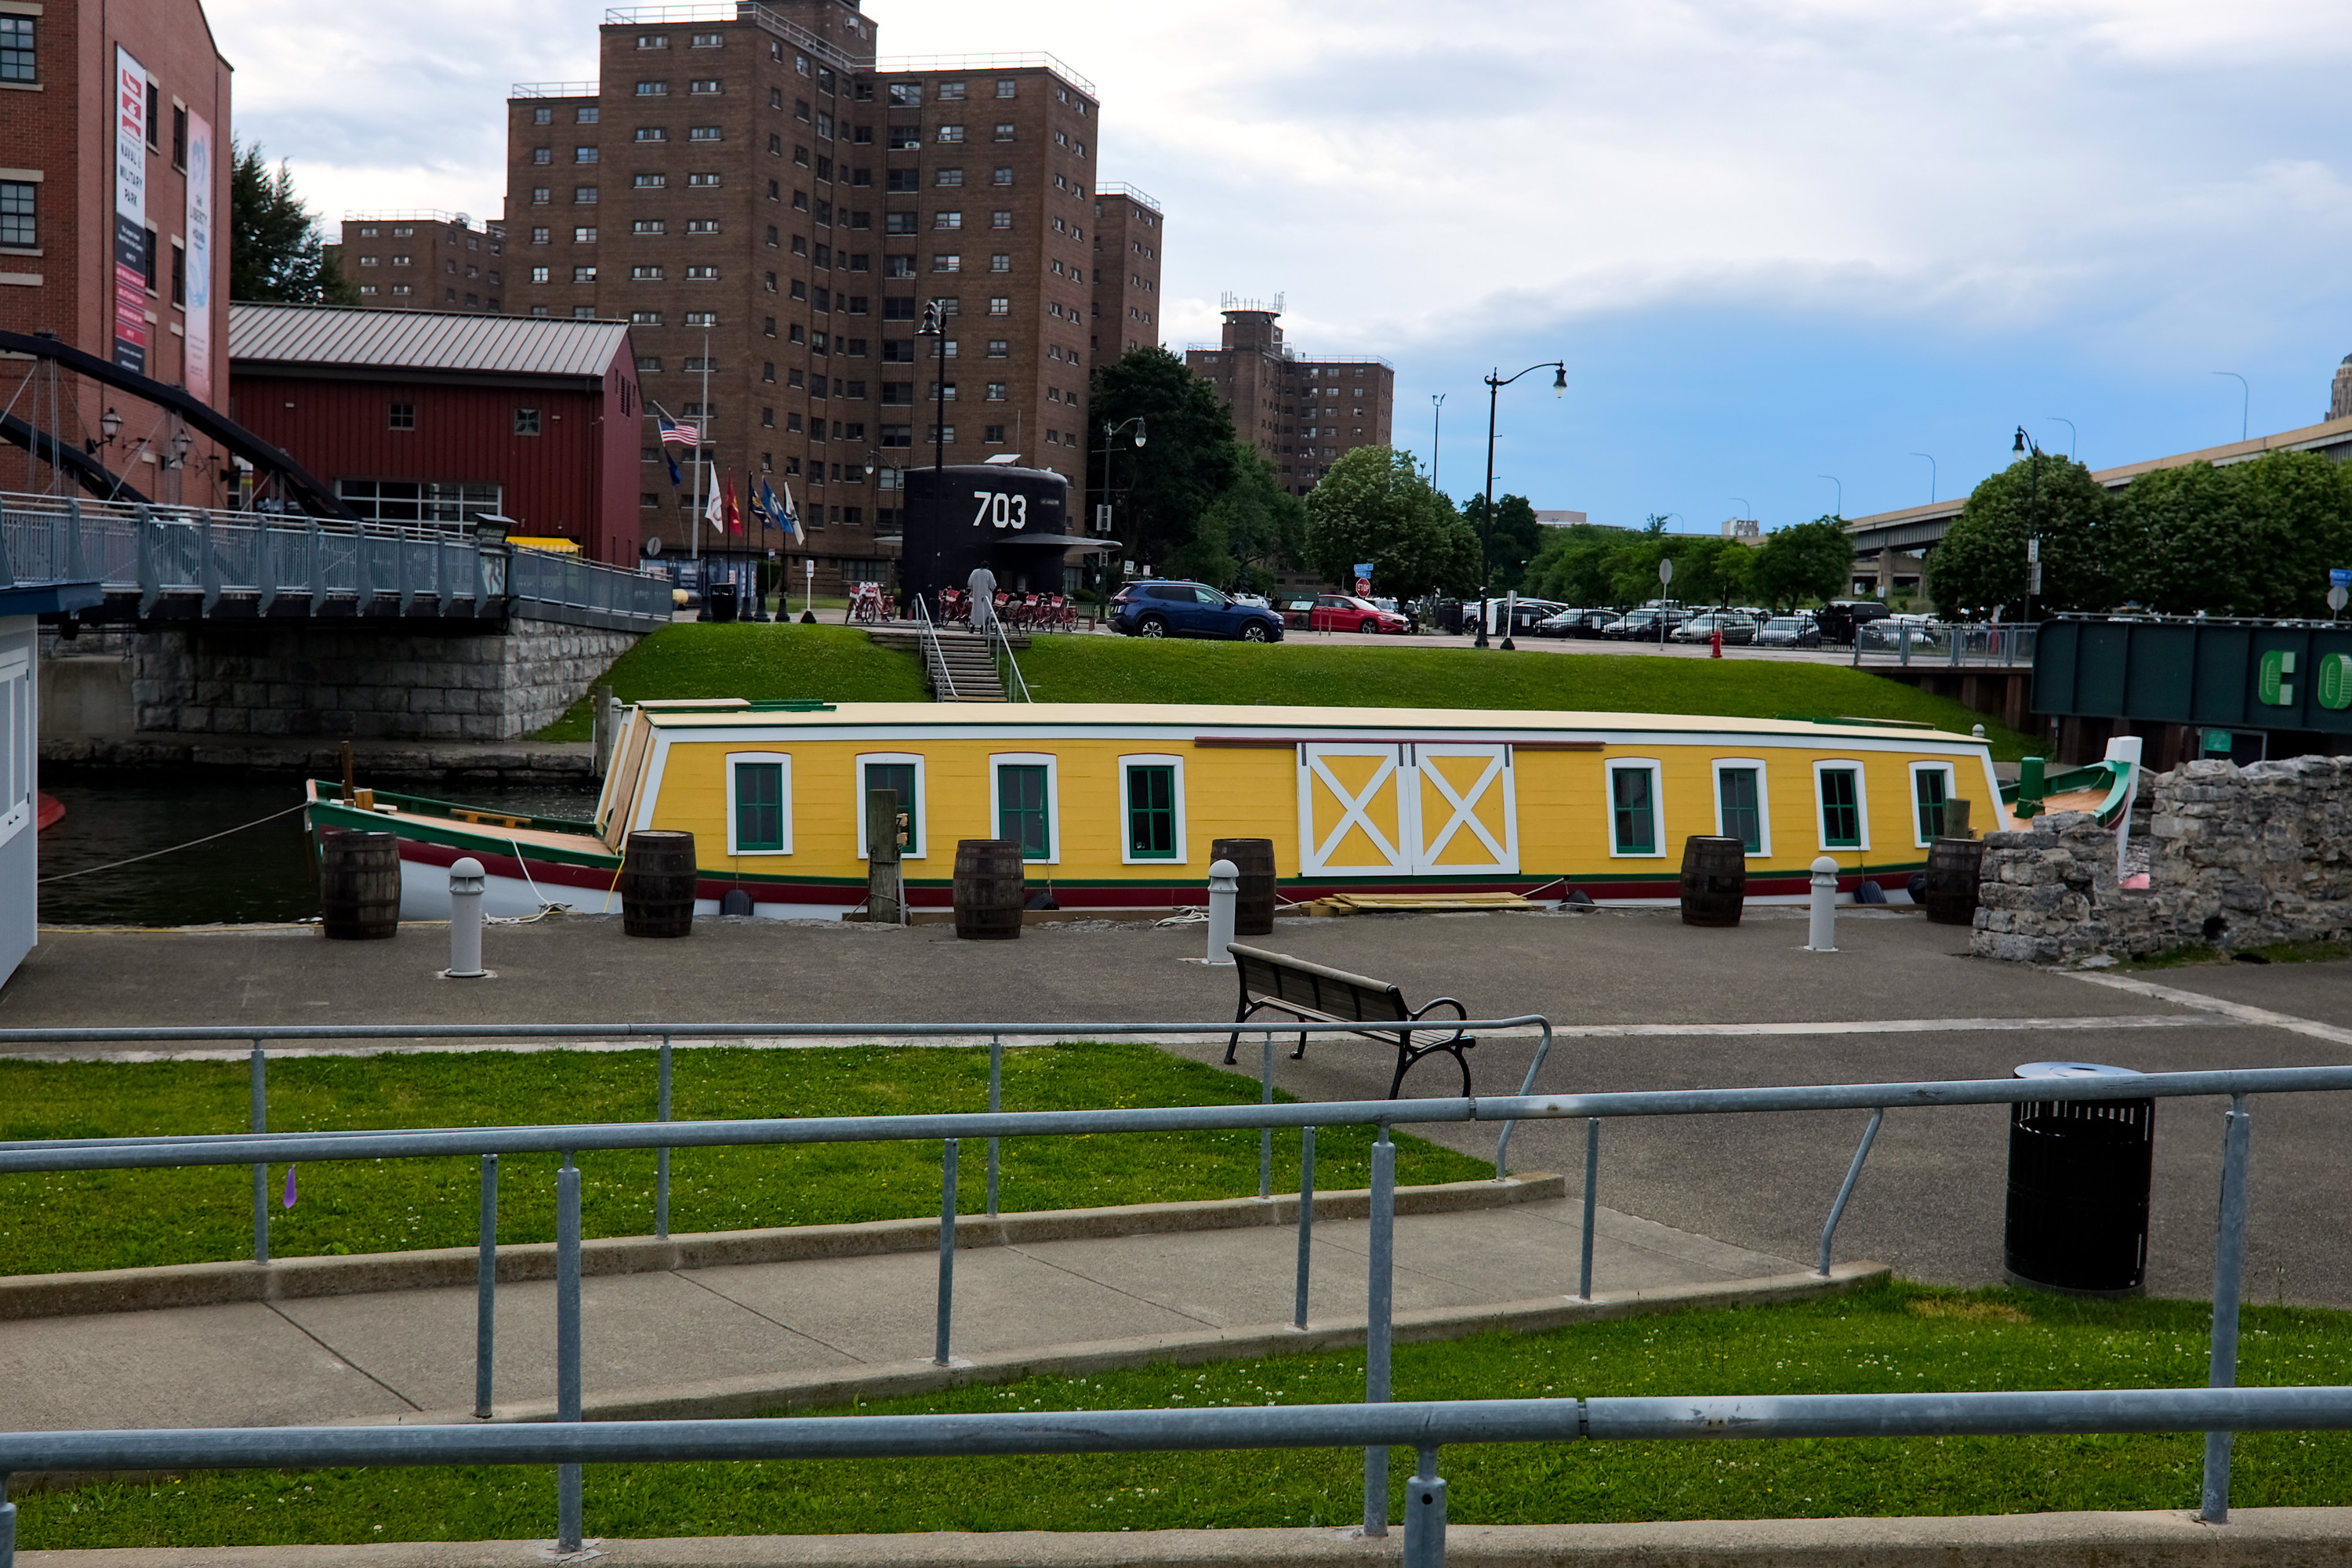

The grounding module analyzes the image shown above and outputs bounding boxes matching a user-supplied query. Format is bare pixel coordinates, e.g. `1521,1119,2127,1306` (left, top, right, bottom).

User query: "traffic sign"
2330,584,2348,615
1658,558,1675,586
1353,563,1375,580
2332,568,2351,588
1355,577,1372,596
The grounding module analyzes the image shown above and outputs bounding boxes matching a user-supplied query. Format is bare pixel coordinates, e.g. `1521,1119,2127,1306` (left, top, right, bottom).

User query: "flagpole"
695,331,711,571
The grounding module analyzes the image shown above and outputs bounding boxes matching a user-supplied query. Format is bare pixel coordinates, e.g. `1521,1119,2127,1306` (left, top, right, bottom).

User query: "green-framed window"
1610,764,1657,855
1718,766,1763,854
998,763,1051,859
1125,763,1178,859
1914,766,1950,842
732,759,786,851
862,760,917,854
1819,766,1863,848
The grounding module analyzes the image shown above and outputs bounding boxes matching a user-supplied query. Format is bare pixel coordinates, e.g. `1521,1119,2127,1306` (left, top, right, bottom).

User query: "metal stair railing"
910,593,959,700
985,602,1033,702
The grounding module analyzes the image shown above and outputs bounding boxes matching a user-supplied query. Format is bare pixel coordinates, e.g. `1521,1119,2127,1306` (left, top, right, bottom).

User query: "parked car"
1534,607,1591,638
1816,600,1893,645
1605,607,1692,641
1754,615,1823,648
1109,580,1287,641
1672,612,1758,645
1308,593,1412,633
1229,591,1271,608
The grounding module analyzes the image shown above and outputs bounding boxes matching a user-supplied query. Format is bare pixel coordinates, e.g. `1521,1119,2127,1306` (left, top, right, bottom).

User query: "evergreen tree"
230,143,355,304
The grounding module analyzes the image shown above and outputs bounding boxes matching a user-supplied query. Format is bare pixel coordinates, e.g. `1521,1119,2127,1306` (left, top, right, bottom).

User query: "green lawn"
0,1045,1485,1276
26,1279,2350,1547
542,624,2036,757
537,624,927,740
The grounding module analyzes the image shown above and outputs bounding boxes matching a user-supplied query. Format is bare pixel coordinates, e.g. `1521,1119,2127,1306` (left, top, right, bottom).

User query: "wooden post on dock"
339,740,355,801
866,788,904,924
590,684,613,777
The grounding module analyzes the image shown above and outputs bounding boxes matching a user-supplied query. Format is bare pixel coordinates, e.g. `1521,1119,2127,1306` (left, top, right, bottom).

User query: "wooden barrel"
953,839,1026,940
1679,835,1747,927
1211,837,1277,936
1924,837,1987,927
319,829,401,940
620,829,699,938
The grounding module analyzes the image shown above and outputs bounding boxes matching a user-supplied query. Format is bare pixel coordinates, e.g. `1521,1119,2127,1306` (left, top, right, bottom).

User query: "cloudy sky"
209,0,2352,532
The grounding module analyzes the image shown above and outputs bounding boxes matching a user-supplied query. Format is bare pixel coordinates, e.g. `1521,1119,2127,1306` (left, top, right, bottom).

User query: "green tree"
1460,492,1543,590
1304,447,1479,598
1926,454,2114,618
1087,347,1239,572
1523,524,1619,604
1171,445,1304,592
1748,515,1856,609
230,142,355,303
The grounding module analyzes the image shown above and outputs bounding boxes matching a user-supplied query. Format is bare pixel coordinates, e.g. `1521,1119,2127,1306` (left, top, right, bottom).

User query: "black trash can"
706,583,740,622
2003,1061,2154,1296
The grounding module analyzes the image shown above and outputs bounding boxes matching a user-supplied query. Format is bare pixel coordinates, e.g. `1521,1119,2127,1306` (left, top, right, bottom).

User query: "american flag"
657,416,702,446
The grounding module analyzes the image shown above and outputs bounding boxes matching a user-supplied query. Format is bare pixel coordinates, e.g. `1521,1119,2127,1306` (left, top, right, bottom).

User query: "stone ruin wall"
1972,756,2352,964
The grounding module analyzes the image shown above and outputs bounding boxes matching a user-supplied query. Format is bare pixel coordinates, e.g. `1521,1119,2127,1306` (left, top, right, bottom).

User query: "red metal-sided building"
227,303,644,561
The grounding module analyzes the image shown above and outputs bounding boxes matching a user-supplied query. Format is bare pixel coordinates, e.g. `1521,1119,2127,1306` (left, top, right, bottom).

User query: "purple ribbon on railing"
282,1163,298,1210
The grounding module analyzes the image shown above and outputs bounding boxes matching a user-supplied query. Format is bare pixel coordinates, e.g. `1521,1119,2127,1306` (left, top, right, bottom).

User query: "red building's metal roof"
228,303,631,383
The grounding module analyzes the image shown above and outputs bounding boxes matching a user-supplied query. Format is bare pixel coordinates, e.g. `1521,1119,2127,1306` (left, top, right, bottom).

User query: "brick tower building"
1184,296,1393,499
501,3,1160,592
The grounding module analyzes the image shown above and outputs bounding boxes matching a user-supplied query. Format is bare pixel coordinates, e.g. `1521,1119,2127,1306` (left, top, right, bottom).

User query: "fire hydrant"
1710,626,1723,659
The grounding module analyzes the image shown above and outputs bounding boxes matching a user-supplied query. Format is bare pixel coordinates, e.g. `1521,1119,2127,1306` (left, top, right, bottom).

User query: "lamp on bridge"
84,406,124,455
161,429,194,470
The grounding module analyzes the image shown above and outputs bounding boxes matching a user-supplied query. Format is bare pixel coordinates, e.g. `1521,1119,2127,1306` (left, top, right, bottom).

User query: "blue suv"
1109,580,1285,641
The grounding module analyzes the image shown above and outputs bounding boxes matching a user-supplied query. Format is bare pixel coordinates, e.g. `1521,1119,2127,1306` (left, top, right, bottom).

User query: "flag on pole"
758,477,801,546
724,473,745,536
652,401,702,445
664,449,684,488
704,479,726,535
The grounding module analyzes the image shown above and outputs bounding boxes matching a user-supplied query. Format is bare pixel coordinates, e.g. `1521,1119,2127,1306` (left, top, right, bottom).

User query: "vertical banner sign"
183,112,215,401
111,48,150,374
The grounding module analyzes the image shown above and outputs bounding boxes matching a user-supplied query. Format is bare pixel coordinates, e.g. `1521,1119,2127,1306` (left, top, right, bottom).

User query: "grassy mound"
537,623,926,740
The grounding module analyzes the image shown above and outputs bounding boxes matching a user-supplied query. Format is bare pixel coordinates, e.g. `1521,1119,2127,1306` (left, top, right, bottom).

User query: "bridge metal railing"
0,1018,2337,1561
1851,619,2038,669
0,492,672,630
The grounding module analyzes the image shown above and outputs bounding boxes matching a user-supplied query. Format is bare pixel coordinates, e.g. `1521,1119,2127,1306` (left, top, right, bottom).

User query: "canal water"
38,771,601,927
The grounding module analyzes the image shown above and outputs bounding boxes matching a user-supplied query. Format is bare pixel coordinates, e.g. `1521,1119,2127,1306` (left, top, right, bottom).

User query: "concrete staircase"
866,626,1019,702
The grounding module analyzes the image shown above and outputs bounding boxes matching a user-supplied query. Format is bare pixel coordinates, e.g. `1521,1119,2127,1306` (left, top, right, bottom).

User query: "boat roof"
633,701,1984,746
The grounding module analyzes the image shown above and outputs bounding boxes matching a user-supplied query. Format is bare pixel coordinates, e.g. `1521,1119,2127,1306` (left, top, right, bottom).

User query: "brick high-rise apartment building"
0,0,235,503
502,3,1157,589
328,212,507,313
1185,296,1393,499
1089,184,1162,362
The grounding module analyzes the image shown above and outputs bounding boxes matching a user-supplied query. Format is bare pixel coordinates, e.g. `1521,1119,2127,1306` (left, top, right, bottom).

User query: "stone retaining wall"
1973,756,2352,963
129,619,642,741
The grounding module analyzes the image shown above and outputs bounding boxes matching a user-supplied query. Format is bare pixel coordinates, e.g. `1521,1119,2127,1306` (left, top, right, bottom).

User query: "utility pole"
1431,394,1445,491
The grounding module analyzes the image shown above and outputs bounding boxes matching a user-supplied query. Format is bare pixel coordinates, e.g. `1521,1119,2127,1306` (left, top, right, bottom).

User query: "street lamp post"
1907,455,1936,504
1817,474,1843,518
2212,373,2249,444
916,299,948,619
2013,426,2042,626
1431,394,1446,491
2046,418,2077,460
1478,360,1566,649
1094,416,1145,601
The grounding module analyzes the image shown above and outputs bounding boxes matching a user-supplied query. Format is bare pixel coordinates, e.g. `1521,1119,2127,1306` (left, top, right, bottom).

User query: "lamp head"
1552,365,1566,397
100,406,123,441
2013,426,2028,455
1133,419,1146,448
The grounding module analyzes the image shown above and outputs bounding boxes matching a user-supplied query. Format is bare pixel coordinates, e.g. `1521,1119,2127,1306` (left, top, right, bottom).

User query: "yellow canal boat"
305,701,2011,920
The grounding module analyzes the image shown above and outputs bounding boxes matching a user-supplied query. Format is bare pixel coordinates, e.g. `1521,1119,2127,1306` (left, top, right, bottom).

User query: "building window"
685,310,718,325
169,241,186,306
573,264,597,281
634,172,666,187
637,31,668,47
338,479,502,522
935,211,963,230
993,756,1058,862
575,186,598,203
690,31,721,46
686,264,718,279
633,219,666,234
989,253,1010,273
514,407,543,435
530,266,551,283
575,147,599,163
1606,760,1661,857
880,424,912,447
1816,763,1867,851
1119,757,1184,862
532,189,551,205
858,756,924,857
631,265,664,280
687,218,720,234
996,78,1017,98
387,402,416,430
932,254,960,272
636,81,668,96
984,423,1006,443
690,126,722,141
0,16,34,82
988,296,1011,315
637,355,662,372
888,83,922,107
691,78,722,94
637,128,666,142
991,210,1013,230
1911,762,1955,845
0,182,33,249
1713,761,1770,857
985,339,1007,357
573,226,597,242
576,105,600,123
633,310,663,324
691,172,721,187
172,104,188,170
994,123,1015,141
727,754,792,855
936,124,965,143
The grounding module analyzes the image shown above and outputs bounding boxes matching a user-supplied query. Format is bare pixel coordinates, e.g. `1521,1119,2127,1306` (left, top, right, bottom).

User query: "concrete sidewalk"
0,1189,1814,1436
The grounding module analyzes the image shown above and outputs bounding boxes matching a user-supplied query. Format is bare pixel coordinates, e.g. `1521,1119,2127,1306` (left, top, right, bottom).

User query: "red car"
1309,594,1410,633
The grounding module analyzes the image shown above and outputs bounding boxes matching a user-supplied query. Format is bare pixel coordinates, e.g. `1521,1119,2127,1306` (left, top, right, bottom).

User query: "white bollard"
448,857,488,978
2104,733,2144,882
1805,855,1840,953
1205,858,1239,965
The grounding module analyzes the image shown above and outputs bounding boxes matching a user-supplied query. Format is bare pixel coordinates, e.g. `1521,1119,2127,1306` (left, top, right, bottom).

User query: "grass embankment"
27,1279,2352,1546
0,1044,1483,1276
538,623,926,740
539,623,2038,757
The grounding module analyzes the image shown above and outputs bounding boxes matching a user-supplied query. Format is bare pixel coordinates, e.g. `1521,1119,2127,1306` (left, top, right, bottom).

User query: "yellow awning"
509,535,582,554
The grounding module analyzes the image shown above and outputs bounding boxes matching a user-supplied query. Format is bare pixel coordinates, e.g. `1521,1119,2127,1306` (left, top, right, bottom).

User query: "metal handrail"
0,1026,2328,1556
985,602,1032,701
909,593,958,699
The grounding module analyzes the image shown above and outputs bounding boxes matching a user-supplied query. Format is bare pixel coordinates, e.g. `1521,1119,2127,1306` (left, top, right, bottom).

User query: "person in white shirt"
967,564,997,630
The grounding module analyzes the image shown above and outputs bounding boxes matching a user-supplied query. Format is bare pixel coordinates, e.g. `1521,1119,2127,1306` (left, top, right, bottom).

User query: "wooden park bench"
1222,943,1475,1099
